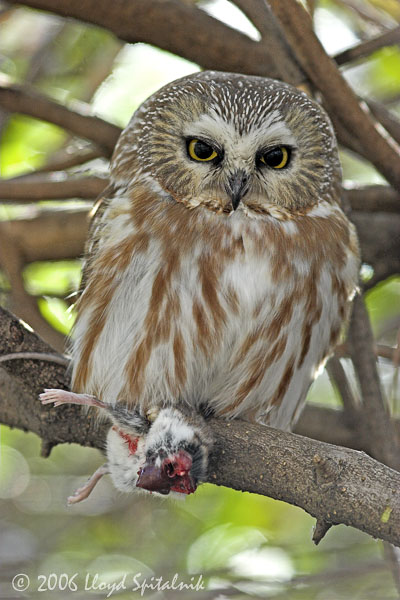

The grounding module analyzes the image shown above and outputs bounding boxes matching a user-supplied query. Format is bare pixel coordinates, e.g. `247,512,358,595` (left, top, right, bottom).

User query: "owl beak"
226,170,250,211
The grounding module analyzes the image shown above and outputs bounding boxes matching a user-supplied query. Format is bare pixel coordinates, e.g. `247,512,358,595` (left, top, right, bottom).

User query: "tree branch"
348,294,400,471
5,0,304,82
334,25,400,66
0,305,400,547
0,207,89,262
14,146,104,175
0,81,120,156
230,0,303,83
268,0,400,193
366,98,400,146
209,420,400,547
331,0,395,29
0,174,107,201
326,355,358,418
351,211,400,287
0,232,66,351
344,184,400,212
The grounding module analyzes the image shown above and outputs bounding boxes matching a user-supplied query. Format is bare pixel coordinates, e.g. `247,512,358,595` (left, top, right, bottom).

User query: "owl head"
111,71,341,215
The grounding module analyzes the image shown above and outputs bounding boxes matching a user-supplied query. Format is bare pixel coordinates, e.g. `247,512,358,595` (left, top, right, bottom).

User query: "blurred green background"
0,1,400,598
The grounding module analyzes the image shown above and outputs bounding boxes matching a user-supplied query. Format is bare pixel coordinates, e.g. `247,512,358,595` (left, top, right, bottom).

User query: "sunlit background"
1,0,400,598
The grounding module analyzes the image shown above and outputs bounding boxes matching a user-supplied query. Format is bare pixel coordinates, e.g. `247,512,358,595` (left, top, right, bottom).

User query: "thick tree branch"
5,0,304,82
209,420,400,547
0,81,120,156
230,0,303,83
0,306,400,547
0,307,98,446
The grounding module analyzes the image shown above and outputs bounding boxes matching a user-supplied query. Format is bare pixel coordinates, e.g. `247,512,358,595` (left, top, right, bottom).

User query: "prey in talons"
39,389,212,503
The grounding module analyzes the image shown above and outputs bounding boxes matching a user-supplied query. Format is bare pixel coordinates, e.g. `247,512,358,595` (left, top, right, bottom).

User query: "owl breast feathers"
72,70,360,434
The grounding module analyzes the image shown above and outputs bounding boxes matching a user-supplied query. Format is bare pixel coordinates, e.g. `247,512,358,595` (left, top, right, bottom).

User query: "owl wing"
77,182,118,298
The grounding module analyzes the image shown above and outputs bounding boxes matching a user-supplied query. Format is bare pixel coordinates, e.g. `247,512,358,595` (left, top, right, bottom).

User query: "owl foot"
67,463,109,505
39,388,106,409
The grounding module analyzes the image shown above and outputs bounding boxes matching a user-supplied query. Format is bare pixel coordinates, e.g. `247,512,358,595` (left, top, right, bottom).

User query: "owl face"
112,71,341,214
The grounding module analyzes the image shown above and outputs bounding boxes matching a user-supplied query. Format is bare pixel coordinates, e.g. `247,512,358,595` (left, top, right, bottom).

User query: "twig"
336,342,400,362
331,0,394,29
40,438,56,458
0,304,400,547
13,147,103,176
312,519,332,545
0,81,121,156
305,0,316,18
326,356,358,417
0,351,69,367
268,0,400,193
389,328,400,414
334,25,400,66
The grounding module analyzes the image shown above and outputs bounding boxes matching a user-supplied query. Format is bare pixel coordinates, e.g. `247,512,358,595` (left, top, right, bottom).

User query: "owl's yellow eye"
188,139,218,162
259,146,290,169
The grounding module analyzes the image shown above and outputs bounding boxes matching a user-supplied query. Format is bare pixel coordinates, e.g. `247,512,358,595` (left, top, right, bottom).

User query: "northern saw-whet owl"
41,71,360,503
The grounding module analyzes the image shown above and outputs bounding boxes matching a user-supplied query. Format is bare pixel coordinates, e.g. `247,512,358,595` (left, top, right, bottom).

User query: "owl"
40,71,360,503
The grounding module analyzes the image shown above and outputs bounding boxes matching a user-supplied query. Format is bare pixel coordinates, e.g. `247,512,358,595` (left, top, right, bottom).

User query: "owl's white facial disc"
183,108,300,212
